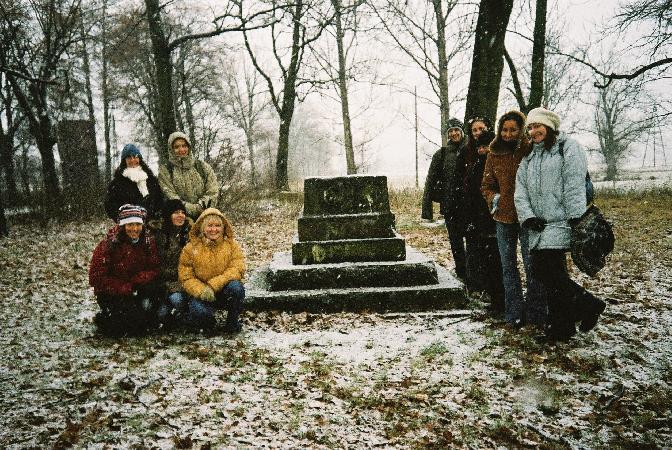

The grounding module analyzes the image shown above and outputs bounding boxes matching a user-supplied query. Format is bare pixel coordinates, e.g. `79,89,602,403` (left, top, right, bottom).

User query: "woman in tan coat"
178,207,245,332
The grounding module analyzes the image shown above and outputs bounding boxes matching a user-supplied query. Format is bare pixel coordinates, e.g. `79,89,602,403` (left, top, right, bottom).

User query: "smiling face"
124,222,143,240
171,210,186,227
172,138,190,158
470,120,487,140
448,128,463,143
527,123,548,144
202,216,223,241
125,155,141,168
501,119,521,143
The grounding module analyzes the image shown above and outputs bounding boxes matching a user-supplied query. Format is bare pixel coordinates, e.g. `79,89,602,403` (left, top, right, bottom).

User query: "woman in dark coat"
104,143,163,221
455,116,504,310
155,199,193,327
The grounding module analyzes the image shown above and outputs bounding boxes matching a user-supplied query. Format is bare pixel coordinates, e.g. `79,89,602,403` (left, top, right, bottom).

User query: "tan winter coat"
158,133,219,219
178,208,246,300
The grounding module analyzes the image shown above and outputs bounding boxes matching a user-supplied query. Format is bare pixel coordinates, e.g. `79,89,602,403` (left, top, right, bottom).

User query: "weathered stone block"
268,248,437,291
302,175,391,215
292,233,406,265
245,253,465,313
297,212,396,241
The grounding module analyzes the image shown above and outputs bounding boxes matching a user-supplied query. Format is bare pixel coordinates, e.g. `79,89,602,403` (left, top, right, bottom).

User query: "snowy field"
1,190,671,448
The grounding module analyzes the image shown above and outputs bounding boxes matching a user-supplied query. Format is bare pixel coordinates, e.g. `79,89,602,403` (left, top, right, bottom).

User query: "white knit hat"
526,107,561,131
167,131,191,151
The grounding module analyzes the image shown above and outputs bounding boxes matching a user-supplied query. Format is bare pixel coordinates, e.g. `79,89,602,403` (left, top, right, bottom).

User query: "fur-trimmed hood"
189,207,234,242
489,110,530,156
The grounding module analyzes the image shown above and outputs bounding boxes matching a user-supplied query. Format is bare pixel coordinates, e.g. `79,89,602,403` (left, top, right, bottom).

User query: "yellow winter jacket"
178,208,246,299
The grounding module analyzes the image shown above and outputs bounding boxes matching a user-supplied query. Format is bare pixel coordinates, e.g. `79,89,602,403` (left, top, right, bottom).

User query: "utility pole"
414,86,418,188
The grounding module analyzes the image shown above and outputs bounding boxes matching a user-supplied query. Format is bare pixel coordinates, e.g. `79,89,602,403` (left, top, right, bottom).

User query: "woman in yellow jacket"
178,208,245,332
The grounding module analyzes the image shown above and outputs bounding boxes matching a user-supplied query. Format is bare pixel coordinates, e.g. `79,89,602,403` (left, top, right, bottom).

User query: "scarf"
122,166,149,197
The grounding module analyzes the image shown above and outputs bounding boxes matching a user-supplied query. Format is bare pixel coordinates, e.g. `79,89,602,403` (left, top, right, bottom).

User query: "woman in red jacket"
89,204,162,335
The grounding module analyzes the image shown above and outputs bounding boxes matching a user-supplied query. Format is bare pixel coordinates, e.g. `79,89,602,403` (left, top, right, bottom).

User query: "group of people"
423,107,606,342
89,132,246,336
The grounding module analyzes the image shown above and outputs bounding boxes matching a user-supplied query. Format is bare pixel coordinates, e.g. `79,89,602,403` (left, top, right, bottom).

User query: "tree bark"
0,76,19,200
275,0,303,191
332,0,356,174
433,0,450,146
101,0,112,184
8,75,62,216
0,187,8,237
464,0,514,124
145,0,177,163
528,0,547,112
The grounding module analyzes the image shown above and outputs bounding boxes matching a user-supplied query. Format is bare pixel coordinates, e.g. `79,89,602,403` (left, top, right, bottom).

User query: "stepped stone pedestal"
246,175,465,312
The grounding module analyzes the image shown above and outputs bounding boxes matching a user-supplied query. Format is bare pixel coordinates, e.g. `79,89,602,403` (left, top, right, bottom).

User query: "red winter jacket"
89,226,161,297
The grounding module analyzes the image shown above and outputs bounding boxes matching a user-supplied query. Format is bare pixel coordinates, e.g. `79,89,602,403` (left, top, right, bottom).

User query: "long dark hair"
114,157,157,181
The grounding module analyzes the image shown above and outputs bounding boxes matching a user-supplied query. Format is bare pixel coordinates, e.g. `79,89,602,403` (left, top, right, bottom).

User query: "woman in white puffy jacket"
514,107,606,342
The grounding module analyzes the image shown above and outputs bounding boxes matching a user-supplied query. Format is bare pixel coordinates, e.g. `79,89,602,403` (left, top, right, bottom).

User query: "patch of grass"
420,341,449,359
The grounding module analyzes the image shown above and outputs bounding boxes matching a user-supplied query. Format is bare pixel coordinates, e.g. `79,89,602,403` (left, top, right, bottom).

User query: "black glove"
568,217,581,229
522,217,546,232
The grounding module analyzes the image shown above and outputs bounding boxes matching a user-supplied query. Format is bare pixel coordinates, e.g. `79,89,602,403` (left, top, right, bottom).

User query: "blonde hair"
201,215,223,234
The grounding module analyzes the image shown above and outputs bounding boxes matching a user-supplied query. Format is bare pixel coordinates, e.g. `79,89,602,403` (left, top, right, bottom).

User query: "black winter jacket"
104,165,164,221
421,140,464,223
455,146,496,237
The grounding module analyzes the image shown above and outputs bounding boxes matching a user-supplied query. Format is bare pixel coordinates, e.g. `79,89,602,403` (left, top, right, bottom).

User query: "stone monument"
246,175,465,312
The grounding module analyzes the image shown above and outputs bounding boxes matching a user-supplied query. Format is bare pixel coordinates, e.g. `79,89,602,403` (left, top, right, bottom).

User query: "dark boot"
579,294,606,332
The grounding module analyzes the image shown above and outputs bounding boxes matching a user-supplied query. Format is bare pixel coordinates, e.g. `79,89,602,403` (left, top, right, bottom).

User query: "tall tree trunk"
245,85,257,186
246,131,257,187
0,77,19,200
464,0,514,124
101,0,112,184
527,0,547,112
81,23,96,127
332,0,356,174
80,23,101,186
180,57,197,155
1,75,22,201
7,75,62,216
0,187,8,238
275,0,303,191
145,0,177,163
433,0,450,146
19,147,32,196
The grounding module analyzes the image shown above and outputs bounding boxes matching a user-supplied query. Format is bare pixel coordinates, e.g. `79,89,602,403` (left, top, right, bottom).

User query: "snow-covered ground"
1,192,671,448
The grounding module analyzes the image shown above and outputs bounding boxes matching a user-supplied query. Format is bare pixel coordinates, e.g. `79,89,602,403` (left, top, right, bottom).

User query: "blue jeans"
495,222,528,323
186,280,245,329
496,223,546,325
157,291,189,323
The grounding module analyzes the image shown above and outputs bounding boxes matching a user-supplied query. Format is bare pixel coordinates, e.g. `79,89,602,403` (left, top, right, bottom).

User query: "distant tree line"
0,0,670,234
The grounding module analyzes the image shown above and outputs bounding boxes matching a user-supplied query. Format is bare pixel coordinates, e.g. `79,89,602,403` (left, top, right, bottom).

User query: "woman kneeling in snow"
178,208,245,333
89,205,162,335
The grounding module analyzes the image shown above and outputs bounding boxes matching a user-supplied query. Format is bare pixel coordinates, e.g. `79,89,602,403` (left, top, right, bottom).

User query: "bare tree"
504,0,547,114
503,1,586,120
0,0,84,216
223,62,272,187
370,0,472,146
590,78,660,181
243,0,335,191
0,71,23,201
143,0,278,162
